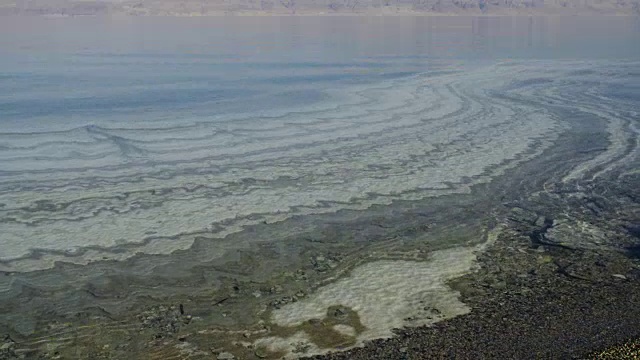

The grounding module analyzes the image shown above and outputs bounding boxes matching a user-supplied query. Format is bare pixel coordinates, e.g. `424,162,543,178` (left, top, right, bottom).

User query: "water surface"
0,15,639,358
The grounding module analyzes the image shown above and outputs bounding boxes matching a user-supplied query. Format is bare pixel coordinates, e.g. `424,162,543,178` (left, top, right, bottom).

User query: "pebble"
217,351,235,360
333,307,348,319
535,216,547,228
612,274,627,280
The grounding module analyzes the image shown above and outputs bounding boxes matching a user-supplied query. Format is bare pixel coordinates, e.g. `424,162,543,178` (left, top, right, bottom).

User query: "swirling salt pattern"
1,61,638,272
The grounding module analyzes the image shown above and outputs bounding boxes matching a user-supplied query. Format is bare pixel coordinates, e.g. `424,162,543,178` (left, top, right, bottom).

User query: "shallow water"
0,15,639,358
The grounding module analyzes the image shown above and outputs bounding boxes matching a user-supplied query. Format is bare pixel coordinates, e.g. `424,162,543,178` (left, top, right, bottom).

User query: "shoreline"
0,52,638,359
3,12,639,17
308,175,640,359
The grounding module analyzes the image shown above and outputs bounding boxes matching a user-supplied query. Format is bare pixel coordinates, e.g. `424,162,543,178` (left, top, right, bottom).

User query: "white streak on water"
2,61,636,272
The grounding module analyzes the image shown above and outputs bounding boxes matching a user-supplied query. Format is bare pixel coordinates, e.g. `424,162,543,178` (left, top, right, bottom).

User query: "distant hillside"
1,0,639,16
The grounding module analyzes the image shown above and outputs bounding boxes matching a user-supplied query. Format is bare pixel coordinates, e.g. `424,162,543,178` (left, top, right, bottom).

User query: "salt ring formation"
1,60,639,358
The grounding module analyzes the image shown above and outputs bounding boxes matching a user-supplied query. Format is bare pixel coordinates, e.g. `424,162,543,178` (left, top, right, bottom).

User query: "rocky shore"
2,170,639,360
3,148,640,360
3,150,640,360
309,173,640,359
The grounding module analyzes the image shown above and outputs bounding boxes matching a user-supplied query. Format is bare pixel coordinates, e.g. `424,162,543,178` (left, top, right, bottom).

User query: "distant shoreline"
2,0,639,17
3,13,639,18
2,4,639,17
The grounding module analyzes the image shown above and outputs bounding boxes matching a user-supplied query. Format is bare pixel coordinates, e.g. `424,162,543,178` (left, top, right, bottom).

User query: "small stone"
217,351,235,360
255,348,268,358
235,341,252,348
612,274,627,280
399,347,408,353
492,281,507,290
333,307,348,318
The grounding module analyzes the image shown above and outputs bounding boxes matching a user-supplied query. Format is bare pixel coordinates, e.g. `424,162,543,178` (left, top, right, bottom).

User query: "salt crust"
256,230,499,358
0,62,567,272
332,324,357,337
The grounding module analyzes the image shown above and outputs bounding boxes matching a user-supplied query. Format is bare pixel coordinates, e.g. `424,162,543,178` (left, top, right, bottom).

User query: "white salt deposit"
253,331,322,359
0,62,570,272
271,251,476,330
256,229,500,358
3,61,635,272
332,324,357,337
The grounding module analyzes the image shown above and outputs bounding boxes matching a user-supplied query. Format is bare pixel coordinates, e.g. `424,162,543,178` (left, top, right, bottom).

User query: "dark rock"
333,307,348,319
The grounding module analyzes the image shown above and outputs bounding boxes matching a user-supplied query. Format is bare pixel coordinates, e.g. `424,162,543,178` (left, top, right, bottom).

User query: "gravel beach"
309,175,640,360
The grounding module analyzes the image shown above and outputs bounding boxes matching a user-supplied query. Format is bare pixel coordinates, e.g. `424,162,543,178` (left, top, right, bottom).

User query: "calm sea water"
1,16,639,129
1,17,640,357
0,16,639,272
